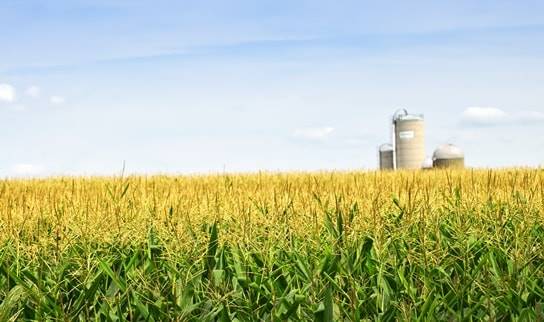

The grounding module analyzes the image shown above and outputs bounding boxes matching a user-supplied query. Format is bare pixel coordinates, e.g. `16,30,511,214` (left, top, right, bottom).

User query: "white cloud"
0,83,16,102
293,127,334,140
516,111,544,123
461,107,544,126
461,107,508,125
11,164,45,177
8,105,26,112
50,95,65,105
25,86,41,98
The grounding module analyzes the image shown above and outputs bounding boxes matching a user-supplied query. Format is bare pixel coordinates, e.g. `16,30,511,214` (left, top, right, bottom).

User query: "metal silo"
393,109,425,169
422,157,434,170
378,144,394,170
432,144,464,168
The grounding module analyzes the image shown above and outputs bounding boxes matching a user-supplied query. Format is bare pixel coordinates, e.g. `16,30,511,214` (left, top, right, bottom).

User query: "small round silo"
422,157,433,170
379,144,394,170
432,144,464,168
393,109,425,169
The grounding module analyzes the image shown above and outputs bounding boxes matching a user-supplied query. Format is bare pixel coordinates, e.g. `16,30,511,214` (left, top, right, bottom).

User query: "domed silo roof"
432,144,464,168
433,144,464,160
422,157,433,169
379,143,393,152
393,108,424,122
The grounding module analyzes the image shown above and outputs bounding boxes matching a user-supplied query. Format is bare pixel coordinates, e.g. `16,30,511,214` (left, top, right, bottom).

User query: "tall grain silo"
393,109,425,169
433,144,464,168
378,144,394,170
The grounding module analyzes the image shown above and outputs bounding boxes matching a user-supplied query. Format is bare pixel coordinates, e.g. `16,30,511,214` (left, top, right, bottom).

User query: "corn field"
1,169,544,320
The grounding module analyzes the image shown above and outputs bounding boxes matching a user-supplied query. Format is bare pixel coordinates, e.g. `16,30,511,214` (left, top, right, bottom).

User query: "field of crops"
1,169,544,320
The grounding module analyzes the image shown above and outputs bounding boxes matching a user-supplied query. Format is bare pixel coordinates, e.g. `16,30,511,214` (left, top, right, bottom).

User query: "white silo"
422,157,434,170
392,109,425,170
378,144,394,170
433,144,464,168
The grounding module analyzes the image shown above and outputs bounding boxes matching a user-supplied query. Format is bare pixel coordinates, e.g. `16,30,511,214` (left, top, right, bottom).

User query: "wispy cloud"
293,127,334,140
0,83,16,102
516,111,544,123
461,107,508,125
50,95,65,105
461,107,544,126
25,85,41,98
11,164,45,177
8,105,26,112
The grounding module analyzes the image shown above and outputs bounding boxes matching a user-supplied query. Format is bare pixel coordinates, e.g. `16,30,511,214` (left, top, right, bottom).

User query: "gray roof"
433,144,464,160
395,114,424,121
393,109,424,122
379,143,394,151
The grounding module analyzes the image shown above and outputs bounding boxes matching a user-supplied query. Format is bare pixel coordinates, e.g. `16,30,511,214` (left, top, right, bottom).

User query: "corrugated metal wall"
379,149,394,170
433,158,464,169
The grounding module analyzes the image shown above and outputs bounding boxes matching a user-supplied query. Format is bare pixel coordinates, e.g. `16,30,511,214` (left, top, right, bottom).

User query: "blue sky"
1,1,544,176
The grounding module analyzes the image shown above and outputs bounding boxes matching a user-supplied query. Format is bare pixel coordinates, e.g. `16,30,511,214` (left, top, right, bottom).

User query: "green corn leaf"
0,285,26,322
98,260,126,293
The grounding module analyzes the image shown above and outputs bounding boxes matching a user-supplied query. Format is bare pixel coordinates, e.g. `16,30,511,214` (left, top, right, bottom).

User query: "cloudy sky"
1,1,544,176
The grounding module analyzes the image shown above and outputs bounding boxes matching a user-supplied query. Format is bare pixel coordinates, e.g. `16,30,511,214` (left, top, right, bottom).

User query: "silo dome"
422,157,433,169
433,144,464,160
379,143,394,152
432,144,464,168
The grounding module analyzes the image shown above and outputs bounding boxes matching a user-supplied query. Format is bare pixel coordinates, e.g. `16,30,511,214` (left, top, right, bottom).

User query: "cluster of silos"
378,109,465,170
379,109,426,170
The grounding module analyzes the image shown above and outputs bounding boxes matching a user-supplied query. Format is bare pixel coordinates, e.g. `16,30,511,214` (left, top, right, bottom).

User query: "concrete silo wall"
394,119,425,169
